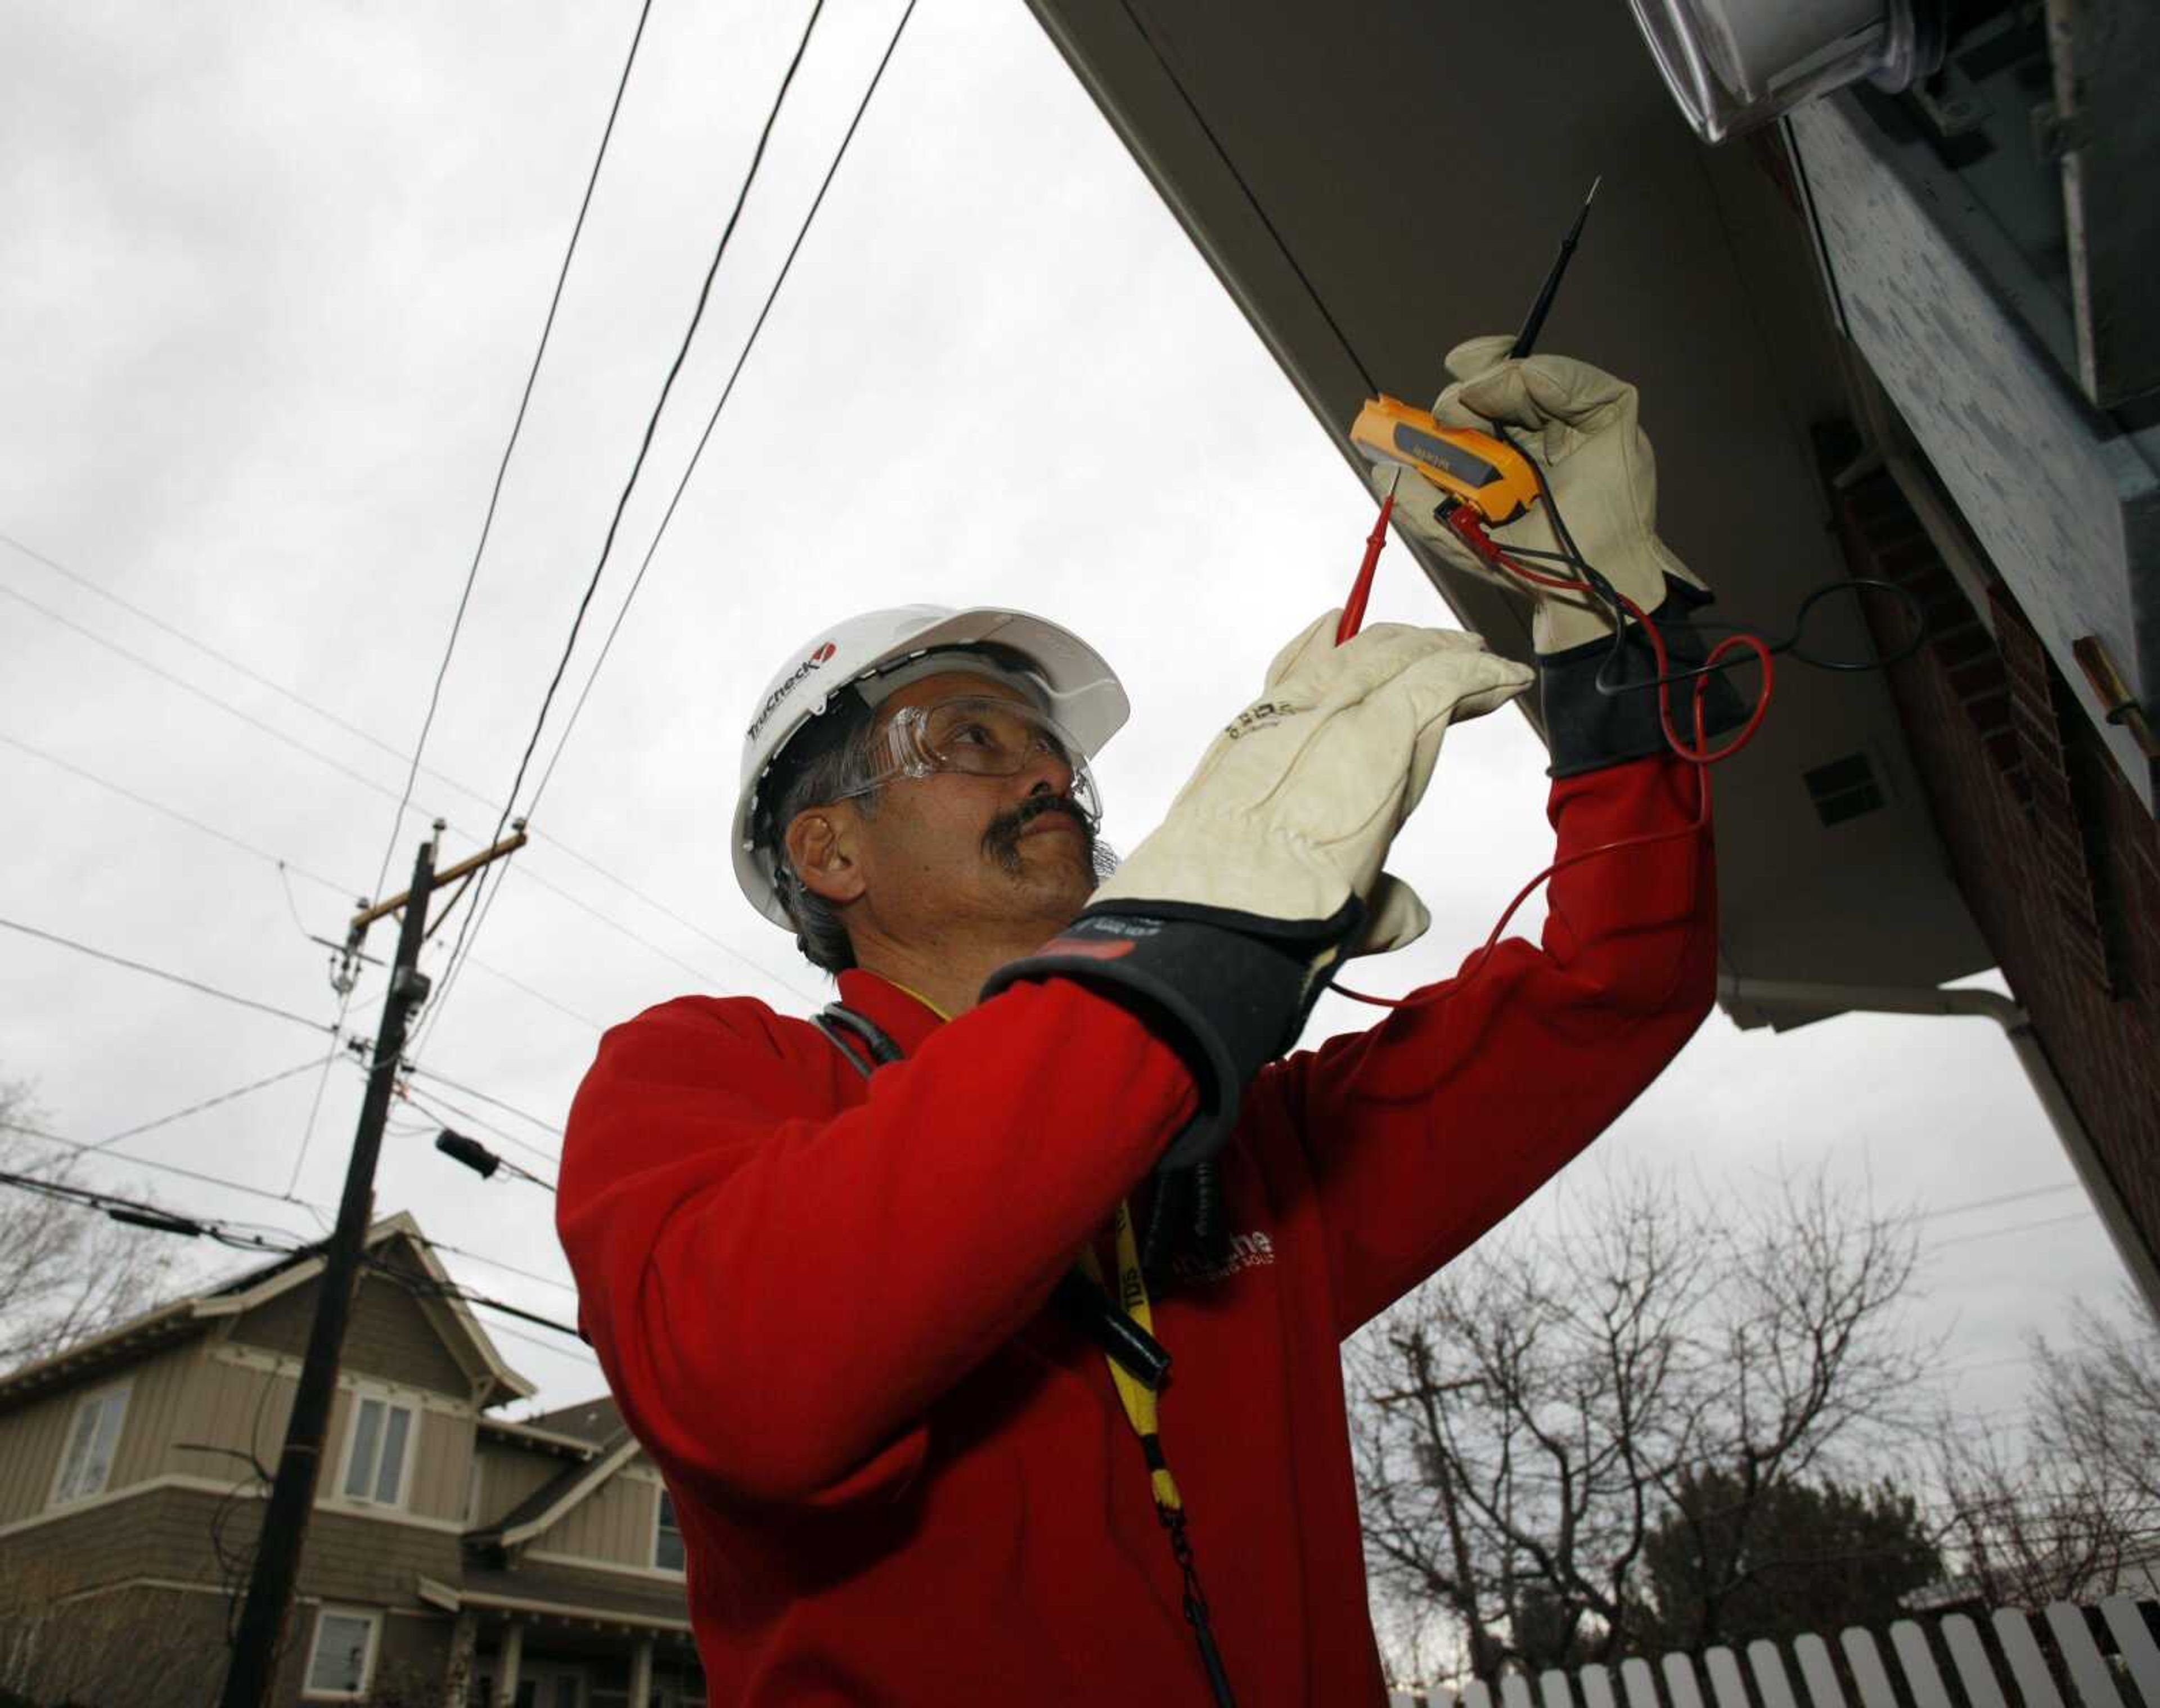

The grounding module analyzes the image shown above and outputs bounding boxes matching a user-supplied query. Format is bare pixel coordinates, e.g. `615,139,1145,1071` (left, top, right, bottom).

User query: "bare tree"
0,1553,224,1707
1935,1298,2160,1607
1347,1166,1929,1679
0,1076,178,1369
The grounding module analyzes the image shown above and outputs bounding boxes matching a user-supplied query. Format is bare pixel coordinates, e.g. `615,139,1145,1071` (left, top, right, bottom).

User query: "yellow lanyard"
821,991,1231,1701
1077,1199,1183,1512
884,982,1173,1512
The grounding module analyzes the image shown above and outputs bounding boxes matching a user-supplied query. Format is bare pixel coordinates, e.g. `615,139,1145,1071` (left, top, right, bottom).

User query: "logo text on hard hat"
749,642,838,741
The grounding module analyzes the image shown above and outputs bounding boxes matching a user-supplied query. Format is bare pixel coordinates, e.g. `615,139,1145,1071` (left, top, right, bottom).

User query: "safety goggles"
829,695,1102,825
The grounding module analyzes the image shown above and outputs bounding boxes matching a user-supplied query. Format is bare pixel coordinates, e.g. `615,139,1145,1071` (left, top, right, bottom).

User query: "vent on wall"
1804,752,1888,826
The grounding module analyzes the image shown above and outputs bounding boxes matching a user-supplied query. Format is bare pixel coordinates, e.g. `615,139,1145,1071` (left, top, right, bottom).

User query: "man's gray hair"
764,689,878,976
759,642,1106,976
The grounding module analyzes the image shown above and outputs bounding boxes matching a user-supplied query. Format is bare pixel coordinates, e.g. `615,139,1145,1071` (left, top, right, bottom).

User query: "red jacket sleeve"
1260,754,1717,1337
556,980,1195,1507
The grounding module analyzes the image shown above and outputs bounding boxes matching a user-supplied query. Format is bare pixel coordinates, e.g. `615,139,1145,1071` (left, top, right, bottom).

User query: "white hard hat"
732,605,1129,928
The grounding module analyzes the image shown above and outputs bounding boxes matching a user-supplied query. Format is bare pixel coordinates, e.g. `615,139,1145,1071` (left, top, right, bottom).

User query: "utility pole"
220,821,524,1708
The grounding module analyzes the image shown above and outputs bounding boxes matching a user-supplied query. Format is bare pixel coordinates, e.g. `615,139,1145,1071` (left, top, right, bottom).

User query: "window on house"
303,1606,378,1698
654,1488,685,1572
339,1391,414,1507
51,1383,129,1506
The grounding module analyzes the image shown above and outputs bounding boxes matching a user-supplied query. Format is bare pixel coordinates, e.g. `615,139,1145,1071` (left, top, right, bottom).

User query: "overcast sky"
0,0,2132,1456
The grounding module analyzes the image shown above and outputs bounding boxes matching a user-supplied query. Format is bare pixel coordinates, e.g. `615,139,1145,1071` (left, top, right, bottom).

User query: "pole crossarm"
348,829,525,936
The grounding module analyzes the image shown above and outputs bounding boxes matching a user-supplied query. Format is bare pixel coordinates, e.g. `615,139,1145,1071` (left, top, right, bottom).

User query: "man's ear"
785,807,867,905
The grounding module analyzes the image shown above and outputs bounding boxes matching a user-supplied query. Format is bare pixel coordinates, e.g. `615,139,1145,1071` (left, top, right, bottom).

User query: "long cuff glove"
1371,335,1743,769
984,613,1532,1168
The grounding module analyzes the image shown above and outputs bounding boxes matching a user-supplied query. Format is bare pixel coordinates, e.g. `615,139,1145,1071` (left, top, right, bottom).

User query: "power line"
3,628,799,1019
0,579,447,824
483,0,828,851
1,726,624,1042
432,1237,580,1300
0,729,358,900
11,1119,577,1350
0,1166,308,1257
397,1083,559,1175
401,1062,564,1138
1929,1209,2095,1253
289,959,366,1199
528,829,815,1001
431,1125,557,1193
1,915,336,1036
0,1116,335,1219
436,0,930,1040
1912,1181,2082,1225
457,952,605,1033
370,0,657,907
359,1252,582,1341
44,588,809,998
508,859,800,999
526,0,923,817
417,1,834,1059
452,1289,583,1343
2,556,815,1003
485,1315,604,1367
0,530,434,777
85,1055,338,1155
0,724,374,1199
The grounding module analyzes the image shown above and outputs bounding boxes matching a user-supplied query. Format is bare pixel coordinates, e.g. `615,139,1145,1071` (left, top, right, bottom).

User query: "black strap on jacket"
811,1001,1238,1707
812,1001,904,1073
813,1004,1172,1388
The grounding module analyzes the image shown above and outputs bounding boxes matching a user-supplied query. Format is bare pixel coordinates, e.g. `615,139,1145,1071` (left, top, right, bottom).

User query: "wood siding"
533,1463,663,1569
109,1341,199,1489
0,1484,462,1605
0,1377,88,1525
3,1581,228,1708
474,1441,565,1529
316,1383,468,1525
0,1341,201,1525
122,1350,475,1525
469,1556,694,1626
166,1352,295,1486
406,1403,470,1523
230,1270,474,1398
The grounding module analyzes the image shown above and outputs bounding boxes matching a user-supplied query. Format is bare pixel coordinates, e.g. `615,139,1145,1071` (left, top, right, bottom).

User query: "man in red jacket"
559,345,1740,1706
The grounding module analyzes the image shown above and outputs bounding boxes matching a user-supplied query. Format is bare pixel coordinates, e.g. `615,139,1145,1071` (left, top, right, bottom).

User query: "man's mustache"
983,794,1117,881
984,793,1091,857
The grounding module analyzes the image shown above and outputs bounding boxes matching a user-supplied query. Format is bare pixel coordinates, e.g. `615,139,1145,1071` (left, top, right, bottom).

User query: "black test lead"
1511,176,1601,361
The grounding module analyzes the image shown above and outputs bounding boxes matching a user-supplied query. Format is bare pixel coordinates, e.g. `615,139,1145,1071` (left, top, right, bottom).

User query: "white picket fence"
1390,1598,2160,1708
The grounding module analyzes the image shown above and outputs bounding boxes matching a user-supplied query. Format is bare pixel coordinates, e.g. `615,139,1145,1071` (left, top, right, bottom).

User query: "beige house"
0,1212,704,1707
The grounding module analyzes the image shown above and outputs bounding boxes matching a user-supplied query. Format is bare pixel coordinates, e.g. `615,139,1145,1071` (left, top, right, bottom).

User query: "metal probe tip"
1509,178,1603,359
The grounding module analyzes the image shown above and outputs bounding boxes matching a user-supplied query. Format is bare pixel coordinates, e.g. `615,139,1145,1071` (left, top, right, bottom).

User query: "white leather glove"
985,612,1530,1167
1094,611,1531,952
1372,336,1708,654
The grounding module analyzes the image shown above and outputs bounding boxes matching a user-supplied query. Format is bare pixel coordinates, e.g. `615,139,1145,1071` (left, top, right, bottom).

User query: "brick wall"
1826,462,2160,1262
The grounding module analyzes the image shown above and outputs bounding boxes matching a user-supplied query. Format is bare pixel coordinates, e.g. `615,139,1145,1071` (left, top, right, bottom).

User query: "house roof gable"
0,1210,536,1408
468,1427,644,1549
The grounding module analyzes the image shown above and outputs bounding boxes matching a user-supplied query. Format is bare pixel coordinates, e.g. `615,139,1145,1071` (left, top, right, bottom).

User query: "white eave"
478,1417,604,1459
